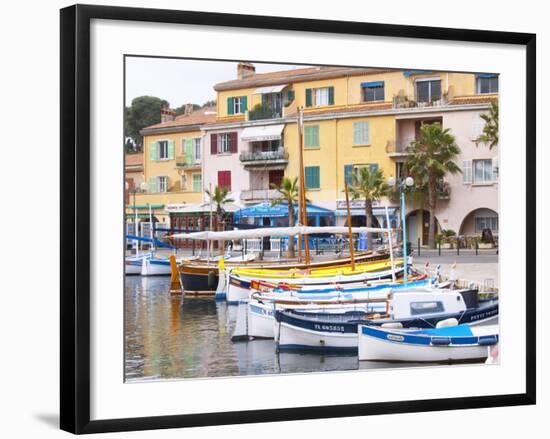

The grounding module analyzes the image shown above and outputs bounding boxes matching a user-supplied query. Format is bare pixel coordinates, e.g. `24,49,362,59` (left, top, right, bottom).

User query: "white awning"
253,84,287,94
241,124,285,142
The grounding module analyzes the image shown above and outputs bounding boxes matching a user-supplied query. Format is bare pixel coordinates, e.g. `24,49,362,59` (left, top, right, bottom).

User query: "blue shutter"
305,166,320,189
369,163,379,173
344,165,353,186
242,96,247,112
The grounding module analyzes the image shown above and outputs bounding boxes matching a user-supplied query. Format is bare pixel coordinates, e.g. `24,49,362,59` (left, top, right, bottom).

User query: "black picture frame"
60,4,536,434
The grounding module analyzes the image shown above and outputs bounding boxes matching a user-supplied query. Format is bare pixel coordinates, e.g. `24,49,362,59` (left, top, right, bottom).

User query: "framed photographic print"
60,4,536,434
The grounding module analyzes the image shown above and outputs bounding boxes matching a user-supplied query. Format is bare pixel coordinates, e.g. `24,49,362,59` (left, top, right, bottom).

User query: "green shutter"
148,177,157,193
242,96,248,112
227,97,234,115
149,141,158,161
168,140,175,160
344,165,353,186
287,90,295,101
305,88,312,107
192,173,202,192
328,86,334,105
304,125,319,148
185,139,193,164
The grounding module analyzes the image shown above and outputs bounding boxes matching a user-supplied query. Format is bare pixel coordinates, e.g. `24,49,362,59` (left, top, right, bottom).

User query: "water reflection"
124,276,468,381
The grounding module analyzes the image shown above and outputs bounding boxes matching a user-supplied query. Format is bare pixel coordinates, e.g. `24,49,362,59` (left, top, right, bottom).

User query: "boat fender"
431,337,451,346
478,335,498,346
207,270,217,288
436,318,459,328
381,322,403,329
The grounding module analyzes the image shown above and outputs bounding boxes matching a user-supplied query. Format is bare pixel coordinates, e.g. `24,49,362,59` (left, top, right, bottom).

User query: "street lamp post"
388,176,414,286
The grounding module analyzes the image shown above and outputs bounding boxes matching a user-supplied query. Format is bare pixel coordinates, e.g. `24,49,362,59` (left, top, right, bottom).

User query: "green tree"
475,101,499,150
348,167,389,251
125,96,169,150
205,186,234,230
271,177,301,258
406,123,461,248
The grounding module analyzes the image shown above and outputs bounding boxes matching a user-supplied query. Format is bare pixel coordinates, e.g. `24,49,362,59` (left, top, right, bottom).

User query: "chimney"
184,103,194,115
160,107,176,123
237,62,256,79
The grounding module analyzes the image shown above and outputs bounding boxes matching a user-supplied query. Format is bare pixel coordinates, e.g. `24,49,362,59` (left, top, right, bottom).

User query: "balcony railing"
239,149,289,163
385,140,412,156
176,155,201,168
247,106,282,121
240,188,280,202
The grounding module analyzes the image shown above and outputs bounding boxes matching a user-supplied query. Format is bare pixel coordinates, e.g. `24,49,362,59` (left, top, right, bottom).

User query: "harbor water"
124,276,479,381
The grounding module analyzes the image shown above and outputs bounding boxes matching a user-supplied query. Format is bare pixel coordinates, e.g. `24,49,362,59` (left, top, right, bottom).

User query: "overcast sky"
125,57,308,108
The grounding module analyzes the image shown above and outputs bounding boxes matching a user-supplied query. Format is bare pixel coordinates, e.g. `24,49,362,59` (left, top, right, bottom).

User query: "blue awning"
234,201,334,220
403,70,433,77
475,73,498,79
360,81,384,88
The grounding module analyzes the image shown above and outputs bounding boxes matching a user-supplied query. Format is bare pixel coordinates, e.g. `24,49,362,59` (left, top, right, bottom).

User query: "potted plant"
439,229,456,249
478,228,495,249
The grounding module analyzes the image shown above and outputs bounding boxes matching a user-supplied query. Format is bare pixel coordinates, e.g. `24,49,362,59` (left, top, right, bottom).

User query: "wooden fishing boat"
357,323,498,362
273,289,496,353
180,250,389,293
232,279,432,340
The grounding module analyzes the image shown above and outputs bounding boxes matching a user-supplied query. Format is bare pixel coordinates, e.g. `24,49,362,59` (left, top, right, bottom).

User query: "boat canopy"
169,225,387,240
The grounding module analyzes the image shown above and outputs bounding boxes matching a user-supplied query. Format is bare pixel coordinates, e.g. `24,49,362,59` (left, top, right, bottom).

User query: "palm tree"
406,122,461,248
348,167,389,251
205,186,234,230
475,101,499,150
271,177,300,258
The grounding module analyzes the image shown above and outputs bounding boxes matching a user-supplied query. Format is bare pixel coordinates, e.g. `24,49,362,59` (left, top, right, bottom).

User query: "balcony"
241,188,280,202
239,149,289,169
175,155,201,169
385,140,412,158
247,105,282,121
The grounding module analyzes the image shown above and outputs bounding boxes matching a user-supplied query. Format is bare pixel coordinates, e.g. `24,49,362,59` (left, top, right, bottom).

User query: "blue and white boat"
274,289,497,353
357,323,498,363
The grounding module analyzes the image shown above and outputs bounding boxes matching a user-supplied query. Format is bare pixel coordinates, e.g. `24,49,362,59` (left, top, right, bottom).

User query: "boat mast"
344,180,356,271
297,107,311,265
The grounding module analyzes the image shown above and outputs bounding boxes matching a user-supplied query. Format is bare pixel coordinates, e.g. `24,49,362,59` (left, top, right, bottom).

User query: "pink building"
202,120,288,206
390,103,498,245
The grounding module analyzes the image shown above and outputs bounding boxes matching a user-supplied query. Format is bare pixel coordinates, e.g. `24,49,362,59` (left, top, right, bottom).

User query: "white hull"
358,325,495,362
248,304,276,338
227,282,250,304
141,258,172,276
277,321,357,352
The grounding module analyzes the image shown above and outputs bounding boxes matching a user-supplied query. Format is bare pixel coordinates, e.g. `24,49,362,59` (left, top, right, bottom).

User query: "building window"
158,176,168,193
416,79,441,103
304,125,320,148
305,87,334,107
193,138,201,162
473,159,493,184
158,140,169,160
354,163,379,179
219,134,231,153
218,170,232,191
353,121,370,145
227,96,247,115
477,76,499,94
475,216,498,233
192,173,202,192
362,83,384,102
305,166,320,189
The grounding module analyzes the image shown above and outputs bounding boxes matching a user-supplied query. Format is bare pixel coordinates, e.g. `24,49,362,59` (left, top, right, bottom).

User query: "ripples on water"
125,276,446,381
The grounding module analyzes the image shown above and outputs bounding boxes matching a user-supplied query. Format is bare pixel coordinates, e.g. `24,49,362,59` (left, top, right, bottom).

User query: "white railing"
240,188,280,201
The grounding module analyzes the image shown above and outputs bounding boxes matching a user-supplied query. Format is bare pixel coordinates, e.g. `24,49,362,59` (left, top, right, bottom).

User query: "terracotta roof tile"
125,153,143,166
141,107,217,132
214,66,395,91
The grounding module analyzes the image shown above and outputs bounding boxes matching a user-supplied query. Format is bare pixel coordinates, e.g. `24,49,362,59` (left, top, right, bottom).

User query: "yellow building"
128,107,216,237
211,63,497,230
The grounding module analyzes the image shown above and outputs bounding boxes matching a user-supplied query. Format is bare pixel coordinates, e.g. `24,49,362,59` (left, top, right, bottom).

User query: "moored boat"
357,323,499,362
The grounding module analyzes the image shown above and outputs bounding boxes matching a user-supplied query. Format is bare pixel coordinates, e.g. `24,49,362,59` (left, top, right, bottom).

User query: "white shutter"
462,160,472,184
471,114,484,140
492,157,499,181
